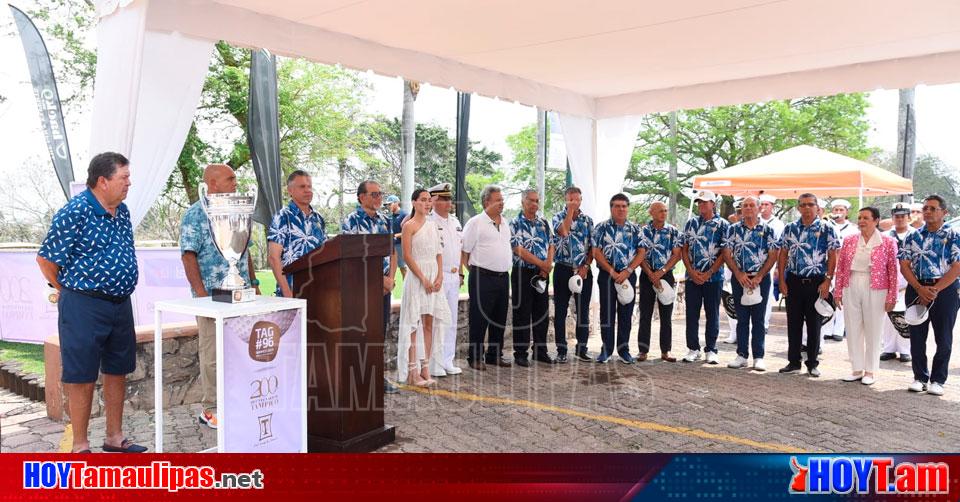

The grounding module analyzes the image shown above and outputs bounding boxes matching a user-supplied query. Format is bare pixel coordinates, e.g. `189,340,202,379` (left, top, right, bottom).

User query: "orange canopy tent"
691,145,913,200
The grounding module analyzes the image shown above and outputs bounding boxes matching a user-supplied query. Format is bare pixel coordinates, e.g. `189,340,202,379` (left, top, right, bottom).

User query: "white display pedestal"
153,296,307,452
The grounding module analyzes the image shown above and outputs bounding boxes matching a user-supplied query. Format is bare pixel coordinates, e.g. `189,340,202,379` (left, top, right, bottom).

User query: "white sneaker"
705,351,719,365
727,355,748,369
442,365,463,375
430,368,447,378
723,334,737,344
928,382,945,396
681,349,701,363
752,358,766,372
908,380,928,393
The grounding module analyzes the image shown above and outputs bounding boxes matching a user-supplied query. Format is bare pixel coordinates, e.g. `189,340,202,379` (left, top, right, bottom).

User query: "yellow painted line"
59,424,72,453
399,384,805,453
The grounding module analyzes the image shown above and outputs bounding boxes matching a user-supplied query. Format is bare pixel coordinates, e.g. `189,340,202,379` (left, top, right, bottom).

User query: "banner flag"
9,4,74,200
247,49,282,227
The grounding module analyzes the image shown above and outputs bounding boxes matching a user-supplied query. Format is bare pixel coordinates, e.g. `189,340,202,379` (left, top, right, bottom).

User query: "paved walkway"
3,309,958,453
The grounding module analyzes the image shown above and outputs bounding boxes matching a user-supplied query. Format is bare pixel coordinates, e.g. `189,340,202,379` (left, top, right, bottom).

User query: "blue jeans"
597,270,636,357
685,279,721,353
731,275,770,359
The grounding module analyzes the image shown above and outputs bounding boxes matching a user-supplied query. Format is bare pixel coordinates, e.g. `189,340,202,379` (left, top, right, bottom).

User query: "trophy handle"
198,182,209,215
248,183,258,209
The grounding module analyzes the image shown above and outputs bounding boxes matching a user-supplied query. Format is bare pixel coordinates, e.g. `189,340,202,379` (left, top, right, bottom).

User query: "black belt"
918,279,940,286
471,266,508,278
69,288,129,304
792,275,825,284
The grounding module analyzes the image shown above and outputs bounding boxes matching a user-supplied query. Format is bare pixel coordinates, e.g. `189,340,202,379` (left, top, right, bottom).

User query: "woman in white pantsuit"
833,207,899,385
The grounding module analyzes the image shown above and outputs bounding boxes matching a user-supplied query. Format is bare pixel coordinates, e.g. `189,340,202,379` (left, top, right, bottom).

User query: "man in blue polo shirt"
37,152,146,454
898,194,960,396
341,179,399,394
777,193,840,377
267,169,327,297
681,190,730,364
180,163,259,430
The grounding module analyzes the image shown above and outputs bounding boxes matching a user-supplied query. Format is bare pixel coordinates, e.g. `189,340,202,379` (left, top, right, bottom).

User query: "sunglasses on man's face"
364,191,383,198
798,202,817,208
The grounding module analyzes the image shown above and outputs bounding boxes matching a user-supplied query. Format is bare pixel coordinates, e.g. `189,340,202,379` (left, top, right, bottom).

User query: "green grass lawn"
256,269,468,300
0,341,45,376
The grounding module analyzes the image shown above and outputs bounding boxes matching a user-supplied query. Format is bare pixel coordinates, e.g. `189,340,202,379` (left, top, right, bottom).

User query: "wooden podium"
283,233,396,452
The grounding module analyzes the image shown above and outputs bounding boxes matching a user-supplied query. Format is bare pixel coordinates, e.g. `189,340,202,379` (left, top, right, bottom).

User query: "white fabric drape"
89,0,213,227
558,113,643,221
595,115,644,216
557,114,597,219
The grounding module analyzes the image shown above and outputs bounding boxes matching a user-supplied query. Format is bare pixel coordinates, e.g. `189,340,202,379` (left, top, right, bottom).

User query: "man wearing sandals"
37,152,147,453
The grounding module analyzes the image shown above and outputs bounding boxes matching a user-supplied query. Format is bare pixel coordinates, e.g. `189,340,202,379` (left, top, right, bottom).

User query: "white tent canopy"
88,0,960,224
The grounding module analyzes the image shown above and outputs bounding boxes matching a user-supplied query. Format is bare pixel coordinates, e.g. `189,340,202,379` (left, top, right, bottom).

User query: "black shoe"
800,344,807,352
899,354,912,362
534,354,557,365
779,363,802,373
879,352,897,361
576,349,592,362
515,358,530,367
556,353,569,364
831,335,844,342
808,367,821,378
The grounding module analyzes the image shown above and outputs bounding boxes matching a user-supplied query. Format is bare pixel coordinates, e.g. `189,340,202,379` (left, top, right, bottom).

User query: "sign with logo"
222,308,303,452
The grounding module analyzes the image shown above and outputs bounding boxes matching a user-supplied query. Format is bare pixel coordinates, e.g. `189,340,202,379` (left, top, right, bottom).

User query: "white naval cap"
758,194,776,204
428,182,453,197
830,199,852,209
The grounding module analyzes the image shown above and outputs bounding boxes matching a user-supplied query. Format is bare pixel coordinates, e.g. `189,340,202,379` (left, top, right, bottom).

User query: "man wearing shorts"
37,152,147,453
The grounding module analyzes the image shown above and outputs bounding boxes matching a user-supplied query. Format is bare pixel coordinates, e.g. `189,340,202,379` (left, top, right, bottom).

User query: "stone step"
0,361,45,403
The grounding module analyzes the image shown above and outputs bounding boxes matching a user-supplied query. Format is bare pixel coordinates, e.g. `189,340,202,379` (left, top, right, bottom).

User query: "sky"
1,5,959,214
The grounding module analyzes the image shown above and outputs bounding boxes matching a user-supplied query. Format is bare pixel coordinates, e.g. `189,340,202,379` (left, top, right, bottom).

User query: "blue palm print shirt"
551,209,593,267
180,201,251,295
639,222,682,271
268,201,328,295
341,206,392,276
779,218,840,277
510,214,552,270
898,224,960,280
683,214,729,282
38,189,139,297
591,219,644,271
724,221,781,274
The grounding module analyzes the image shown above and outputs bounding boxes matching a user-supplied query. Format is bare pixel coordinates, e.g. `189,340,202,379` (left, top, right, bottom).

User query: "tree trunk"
401,80,418,212
896,88,916,203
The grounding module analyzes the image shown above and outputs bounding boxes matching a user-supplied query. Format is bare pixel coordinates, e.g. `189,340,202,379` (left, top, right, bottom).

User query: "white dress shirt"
462,210,513,273
432,211,463,275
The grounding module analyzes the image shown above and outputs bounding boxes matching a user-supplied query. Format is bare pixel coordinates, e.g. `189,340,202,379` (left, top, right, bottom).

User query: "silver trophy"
199,182,258,303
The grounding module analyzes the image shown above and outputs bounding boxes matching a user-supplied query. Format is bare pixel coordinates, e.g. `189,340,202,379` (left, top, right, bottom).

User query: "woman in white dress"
397,188,452,386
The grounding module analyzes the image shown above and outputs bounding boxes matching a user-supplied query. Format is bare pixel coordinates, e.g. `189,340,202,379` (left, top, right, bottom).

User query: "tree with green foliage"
506,123,566,215
627,94,874,217
360,116,504,205
869,152,960,214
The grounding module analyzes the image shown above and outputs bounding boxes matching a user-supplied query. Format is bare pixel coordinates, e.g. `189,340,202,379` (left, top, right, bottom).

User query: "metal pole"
536,108,546,209
669,111,679,226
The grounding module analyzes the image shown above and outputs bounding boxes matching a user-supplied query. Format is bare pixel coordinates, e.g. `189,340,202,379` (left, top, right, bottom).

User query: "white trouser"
725,310,737,339
843,273,886,374
764,273,774,329
881,290,911,354
431,272,461,374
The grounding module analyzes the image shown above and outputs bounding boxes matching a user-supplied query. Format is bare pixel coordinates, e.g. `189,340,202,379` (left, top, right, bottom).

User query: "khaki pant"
843,273,886,374
196,316,217,412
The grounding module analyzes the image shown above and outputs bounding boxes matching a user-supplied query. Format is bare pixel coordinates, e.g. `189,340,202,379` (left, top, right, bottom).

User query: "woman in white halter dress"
397,189,451,386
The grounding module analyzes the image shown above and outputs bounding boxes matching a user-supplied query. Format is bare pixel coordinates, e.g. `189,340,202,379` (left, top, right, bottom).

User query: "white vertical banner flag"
222,309,304,452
